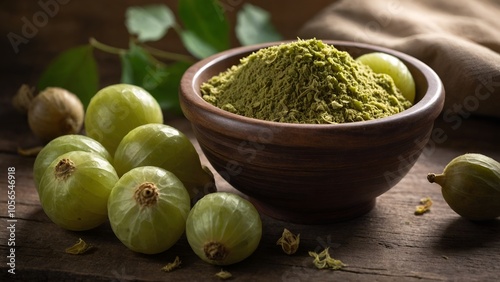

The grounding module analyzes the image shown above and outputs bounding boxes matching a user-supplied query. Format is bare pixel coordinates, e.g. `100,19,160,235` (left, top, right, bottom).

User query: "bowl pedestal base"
248,197,377,224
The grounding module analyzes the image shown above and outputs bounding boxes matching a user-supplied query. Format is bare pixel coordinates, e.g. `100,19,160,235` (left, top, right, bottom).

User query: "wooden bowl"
179,40,445,224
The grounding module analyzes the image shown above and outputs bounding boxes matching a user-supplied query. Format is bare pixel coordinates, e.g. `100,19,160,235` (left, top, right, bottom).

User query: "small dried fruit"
427,153,500,221
26,87,85,141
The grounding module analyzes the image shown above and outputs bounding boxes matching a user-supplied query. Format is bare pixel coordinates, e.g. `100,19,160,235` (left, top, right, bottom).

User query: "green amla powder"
201,39,412,124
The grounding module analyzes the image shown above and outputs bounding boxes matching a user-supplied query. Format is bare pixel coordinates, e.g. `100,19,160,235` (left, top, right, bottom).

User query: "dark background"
1,0,332,107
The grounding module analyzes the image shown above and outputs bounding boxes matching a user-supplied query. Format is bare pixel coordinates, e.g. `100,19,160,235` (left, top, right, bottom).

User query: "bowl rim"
180,40,445,144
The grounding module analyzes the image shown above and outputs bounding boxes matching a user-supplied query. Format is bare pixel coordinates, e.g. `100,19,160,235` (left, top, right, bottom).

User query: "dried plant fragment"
308,247,346,270
215,269,232,280
161,256,182,272
65,238,92,255
12,84,35,113
415,196,433,215
276,228,300,255
17,146,43,156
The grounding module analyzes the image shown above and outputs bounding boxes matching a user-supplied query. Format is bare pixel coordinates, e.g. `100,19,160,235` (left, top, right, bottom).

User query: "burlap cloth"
298,0,500,118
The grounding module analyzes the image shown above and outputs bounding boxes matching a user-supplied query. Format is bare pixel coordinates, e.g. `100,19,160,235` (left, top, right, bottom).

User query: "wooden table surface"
1,98,500,281
2,1,500,281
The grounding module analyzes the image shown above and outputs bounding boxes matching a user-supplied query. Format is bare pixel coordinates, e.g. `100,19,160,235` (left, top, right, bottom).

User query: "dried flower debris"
308,247,346,270
415,196,433,215
215,269,232,280
65,238,92,255
161,256,182,272
277,228,300,255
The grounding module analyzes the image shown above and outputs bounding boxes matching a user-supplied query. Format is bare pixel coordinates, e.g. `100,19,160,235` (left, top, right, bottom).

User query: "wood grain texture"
1,104,500,281
1,1,500,281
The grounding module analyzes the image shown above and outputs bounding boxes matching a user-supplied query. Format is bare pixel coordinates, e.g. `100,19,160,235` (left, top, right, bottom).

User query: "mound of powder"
201,39,412,124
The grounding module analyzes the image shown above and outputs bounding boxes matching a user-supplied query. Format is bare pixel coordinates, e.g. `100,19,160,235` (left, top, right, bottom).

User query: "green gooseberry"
186,192,262,265
107,166,190,254
84,84,163,156
33,134,112,191
38,151,118,231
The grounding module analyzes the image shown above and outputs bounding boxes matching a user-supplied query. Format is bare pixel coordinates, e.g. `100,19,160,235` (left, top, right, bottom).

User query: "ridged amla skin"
107,166,190,254
84,84,163,156
38,151,118,231
186,192,262,265
427,153,500,221
33,134,112,191
113,123,216,202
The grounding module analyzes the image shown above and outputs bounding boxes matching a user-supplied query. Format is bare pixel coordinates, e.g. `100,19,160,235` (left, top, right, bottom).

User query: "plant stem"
143,23,197,63
141,44,197,63
89,37,127,55
90,37,197,64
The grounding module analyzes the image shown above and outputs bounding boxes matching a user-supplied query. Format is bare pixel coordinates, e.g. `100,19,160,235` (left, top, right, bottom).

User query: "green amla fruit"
113,123,217,203
427,153,500,221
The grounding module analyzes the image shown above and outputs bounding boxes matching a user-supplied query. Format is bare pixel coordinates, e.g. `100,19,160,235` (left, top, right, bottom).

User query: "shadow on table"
433,217,500,251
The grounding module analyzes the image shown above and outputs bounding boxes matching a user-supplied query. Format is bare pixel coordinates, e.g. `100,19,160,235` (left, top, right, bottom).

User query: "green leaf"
37,45,99,108
180,30,219,59
178,0,230,56
236,3,283,46
120,43,151,83
152,61,192,115
125,4,175,42
120,42,191,115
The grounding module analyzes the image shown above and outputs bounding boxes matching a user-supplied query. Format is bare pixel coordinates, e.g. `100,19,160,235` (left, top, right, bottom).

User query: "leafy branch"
36,1,282,116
